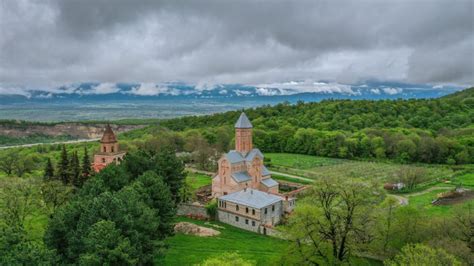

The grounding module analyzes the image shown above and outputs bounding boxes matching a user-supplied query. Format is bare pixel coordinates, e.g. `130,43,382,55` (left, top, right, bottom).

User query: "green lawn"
186,172,212,191
266,153,454,183
407,188,473,217
453,173,474,187
157,217,288,265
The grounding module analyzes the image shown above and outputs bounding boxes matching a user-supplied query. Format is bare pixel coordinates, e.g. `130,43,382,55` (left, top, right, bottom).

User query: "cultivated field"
266,153,454,182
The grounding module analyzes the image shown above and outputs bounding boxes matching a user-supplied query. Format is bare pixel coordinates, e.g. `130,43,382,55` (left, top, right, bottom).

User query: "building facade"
92,124,126,172
217,188,295,234
213,113,296,233
212,113,279,197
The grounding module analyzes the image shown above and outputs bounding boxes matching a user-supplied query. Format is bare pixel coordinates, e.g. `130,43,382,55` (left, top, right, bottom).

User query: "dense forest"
156,87,474,164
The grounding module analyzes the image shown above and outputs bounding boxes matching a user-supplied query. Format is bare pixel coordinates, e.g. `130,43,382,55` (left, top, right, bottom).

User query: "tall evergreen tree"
43,158,55,181
70,151,81,188
57,145,70,184
80,147,92,187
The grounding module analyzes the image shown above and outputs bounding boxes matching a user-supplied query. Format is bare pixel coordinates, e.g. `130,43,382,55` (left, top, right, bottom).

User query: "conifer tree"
57,145,70,184
70,151,81,187
80,147,92,187
43,158,55,181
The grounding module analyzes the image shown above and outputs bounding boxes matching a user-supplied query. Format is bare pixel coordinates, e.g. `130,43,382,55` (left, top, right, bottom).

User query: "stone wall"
177,203,209,218
218,210,261,233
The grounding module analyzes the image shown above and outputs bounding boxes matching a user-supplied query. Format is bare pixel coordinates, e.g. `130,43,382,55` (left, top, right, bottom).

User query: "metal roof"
219,188,283,209
231,171,252,183
261,178,278,187
262,165,271,176
234,112,253,128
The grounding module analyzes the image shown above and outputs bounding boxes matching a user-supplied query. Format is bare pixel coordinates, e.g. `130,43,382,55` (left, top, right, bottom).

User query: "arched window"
111,146,114,152
236,205,239,211
103,146,106,152
252,209,255,215
102,158,106,163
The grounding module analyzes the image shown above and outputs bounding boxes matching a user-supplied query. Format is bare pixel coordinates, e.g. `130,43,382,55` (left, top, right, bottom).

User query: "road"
0,138,100,150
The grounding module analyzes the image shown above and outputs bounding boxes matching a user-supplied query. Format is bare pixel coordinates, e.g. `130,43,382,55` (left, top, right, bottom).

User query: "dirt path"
0,138,100,150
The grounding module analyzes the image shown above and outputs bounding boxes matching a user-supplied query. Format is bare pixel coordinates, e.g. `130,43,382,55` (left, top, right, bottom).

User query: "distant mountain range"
0,81,466,122
0,81,463,104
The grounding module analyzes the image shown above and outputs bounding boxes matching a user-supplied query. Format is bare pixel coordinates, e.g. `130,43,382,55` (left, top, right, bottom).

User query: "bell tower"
235,112,253,154
92,124,126,172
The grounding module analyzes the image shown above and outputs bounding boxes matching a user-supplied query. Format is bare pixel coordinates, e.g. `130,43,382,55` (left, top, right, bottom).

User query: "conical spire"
100,124,117,143
235,112,253,129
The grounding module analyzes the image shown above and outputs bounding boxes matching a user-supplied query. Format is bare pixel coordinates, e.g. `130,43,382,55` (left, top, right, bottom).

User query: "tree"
384,244,461,266
79,147,92,187
13,155,36,177
0,222,57,265
284,177,383,264
153,148,186,203
43,158,55,181
0,178,39,230
0,150,19,176
79,220,137,265
70,151,81,188
199,252,255,266
57,145,70,184
41,180,73,217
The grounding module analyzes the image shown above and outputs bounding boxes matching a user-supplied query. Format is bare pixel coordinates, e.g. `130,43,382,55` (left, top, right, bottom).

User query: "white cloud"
370,88,381,94
382,87,403,95
127,83,180,96
81,83,119,95
254,81,355,95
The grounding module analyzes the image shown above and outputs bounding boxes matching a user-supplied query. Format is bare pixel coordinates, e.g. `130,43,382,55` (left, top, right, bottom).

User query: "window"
102,158,106,163
252,209,255,215
272,205,275,212
103,147,106,152
245,207,249,213
245,219,249,225
223,192,228,195
252,221,255,226
236,205,239,211
111,147,114,152
264,208,267,214
235,216,239,222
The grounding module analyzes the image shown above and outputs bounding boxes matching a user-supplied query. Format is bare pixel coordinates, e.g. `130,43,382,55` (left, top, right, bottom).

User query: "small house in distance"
92,124,126,172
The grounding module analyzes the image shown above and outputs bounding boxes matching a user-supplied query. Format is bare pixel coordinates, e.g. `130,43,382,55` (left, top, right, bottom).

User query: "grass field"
157,217,288,265
266,153,454,183
407,188,473,217
186,172,212,191
453,173,474,187
158,217,382,266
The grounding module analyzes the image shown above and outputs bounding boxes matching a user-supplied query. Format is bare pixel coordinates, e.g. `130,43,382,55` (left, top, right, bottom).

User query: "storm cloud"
0,0,472,89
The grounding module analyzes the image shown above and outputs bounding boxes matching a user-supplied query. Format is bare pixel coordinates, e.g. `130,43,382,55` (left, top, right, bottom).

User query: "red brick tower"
235,112,253,154
92,124,126,172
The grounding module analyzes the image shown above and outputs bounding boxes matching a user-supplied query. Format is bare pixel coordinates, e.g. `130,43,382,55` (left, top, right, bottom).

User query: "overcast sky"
0,0,473,90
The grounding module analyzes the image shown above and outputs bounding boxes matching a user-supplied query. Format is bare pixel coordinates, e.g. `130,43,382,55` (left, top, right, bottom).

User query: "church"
212,112,279,197
212,113,295,234
92,124,126,172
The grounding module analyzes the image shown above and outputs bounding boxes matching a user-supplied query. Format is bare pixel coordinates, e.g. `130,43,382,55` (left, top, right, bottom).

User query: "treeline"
154,87,473,164
43,145,92,188
0,148,186,264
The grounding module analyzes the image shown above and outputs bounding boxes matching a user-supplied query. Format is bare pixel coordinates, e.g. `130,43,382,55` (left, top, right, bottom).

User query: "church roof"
235,112,253,128
231,171,252,183
224,149,264,164
262,165,271,176
219,188,283,209
261,178,278,187
101,124,117,143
